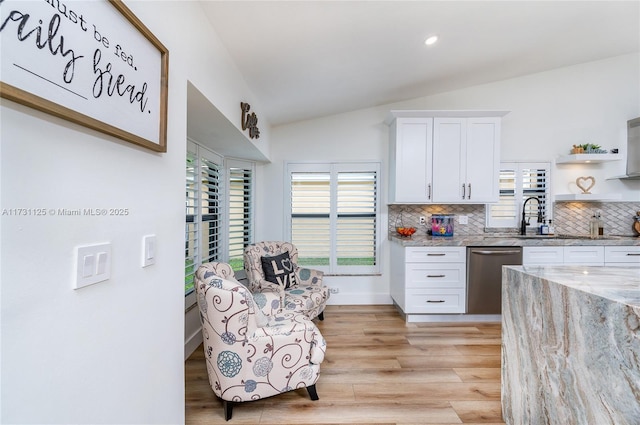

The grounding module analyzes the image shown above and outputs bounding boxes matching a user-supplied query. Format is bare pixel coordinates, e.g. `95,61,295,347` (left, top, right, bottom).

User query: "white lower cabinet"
391,245,466,314
522,246,564,265
564,246,604,265
604,246,640,266
523,245,640,266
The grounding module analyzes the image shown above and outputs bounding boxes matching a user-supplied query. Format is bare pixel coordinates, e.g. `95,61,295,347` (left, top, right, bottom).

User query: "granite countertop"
391,234,640,247
506,265,640,308
501,265,640,424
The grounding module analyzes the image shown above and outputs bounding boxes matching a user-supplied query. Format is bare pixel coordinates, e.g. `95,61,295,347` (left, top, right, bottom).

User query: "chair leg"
223,400,233,421
307,384,319,401
318,311,324,321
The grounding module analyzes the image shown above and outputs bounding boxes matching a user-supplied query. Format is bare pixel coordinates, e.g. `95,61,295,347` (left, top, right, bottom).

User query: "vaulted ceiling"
200,1,639,127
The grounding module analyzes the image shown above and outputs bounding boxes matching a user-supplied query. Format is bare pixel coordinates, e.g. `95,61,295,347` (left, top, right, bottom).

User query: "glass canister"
431,214,454,237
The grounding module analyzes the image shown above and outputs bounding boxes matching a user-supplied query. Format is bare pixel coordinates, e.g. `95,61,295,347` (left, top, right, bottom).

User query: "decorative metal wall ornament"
240,102,260,139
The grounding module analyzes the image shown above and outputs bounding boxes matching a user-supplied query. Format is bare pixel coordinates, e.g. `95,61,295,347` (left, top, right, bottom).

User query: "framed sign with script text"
0,0,169,152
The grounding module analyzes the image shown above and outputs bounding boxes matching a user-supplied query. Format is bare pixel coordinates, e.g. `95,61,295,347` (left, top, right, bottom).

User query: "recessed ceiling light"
424,35,438,46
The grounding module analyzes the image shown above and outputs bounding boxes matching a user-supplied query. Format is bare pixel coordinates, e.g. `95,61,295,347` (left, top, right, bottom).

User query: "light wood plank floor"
185,305,505,425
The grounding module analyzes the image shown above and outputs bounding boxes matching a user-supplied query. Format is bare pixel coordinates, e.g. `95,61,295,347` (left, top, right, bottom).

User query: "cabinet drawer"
406,263,465,289
605,246,640,264
405,247,465,263
564,246,604,265
523,246,564,265
405,289,465,313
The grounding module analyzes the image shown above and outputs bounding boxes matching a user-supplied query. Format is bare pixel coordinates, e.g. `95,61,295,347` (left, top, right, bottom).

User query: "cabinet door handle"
467,183,471,199
461,184,466,199
426,253,446,256
427,183,432,200
627,253,640,256
426,300,445,303
426,274,446,278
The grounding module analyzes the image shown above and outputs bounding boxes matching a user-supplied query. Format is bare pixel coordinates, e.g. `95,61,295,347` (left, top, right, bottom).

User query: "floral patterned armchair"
195,262,326,421
244,241,330,321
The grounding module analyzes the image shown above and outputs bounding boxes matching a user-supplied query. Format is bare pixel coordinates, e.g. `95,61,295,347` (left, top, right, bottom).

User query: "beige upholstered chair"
243,241,330,321
195,262,326,421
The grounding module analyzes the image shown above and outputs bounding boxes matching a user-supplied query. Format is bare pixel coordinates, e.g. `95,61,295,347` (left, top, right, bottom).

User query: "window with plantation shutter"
487,162,550,228
287,162,381,274
227,160,254,272
185,141,222,307
336,171,377,268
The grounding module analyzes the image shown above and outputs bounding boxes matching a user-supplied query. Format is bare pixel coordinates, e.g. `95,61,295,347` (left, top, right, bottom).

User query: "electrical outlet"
458,215,469,224
329,287,339,294
419,216,426,225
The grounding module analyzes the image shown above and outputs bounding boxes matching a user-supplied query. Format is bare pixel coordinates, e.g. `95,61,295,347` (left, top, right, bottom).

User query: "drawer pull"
427,274,446,278
627,253,640,256
427,300,445,303
426,253,446,256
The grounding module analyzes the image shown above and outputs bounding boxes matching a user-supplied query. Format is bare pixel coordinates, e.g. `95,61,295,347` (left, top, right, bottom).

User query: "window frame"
185,141,256,310
285,161,382,275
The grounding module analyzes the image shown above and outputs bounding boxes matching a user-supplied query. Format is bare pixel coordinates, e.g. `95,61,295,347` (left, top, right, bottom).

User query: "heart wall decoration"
576,176,596,194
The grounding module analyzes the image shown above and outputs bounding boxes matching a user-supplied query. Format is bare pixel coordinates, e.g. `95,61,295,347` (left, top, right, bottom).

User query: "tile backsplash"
389,204,486,237
553,202,640,236
388,202,640,237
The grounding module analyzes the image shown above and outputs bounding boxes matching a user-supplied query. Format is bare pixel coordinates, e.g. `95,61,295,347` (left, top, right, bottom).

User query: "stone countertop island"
501,265,640,425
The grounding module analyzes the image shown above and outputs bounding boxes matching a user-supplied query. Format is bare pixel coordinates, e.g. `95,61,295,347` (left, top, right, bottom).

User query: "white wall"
258,53,640,304
0,2,269,424
390,53,640,201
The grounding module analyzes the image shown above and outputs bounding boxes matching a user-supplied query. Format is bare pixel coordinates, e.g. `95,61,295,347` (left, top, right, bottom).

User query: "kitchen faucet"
520,196,543,235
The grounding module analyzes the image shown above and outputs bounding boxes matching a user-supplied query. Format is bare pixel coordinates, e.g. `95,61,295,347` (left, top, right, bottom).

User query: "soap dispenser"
548,219,555,236
540,220,549,235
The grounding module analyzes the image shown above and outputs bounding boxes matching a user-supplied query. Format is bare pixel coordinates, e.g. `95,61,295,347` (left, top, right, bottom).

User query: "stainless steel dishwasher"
466,247,522,314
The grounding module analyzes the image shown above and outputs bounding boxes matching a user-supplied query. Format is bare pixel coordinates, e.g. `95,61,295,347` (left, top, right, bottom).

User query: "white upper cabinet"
388,111,507,204
388,117,433,203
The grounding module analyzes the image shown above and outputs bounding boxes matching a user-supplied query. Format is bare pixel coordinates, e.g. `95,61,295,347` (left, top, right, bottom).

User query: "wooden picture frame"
0,0,169,152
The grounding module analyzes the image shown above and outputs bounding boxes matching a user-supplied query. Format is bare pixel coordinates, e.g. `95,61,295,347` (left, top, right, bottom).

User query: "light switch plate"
75,243,111,289
142,235,157,267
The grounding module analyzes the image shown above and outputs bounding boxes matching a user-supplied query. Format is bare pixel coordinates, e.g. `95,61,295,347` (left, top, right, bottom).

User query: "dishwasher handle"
471,249,522,256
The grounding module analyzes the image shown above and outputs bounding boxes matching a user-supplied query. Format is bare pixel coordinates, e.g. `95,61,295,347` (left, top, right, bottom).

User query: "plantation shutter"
487,162,550,228
288,162,380,274
336,171,377,269
185,149,198,295
291,172,331,266
228,164,253,270
200,155,221,265
185,141,222,302
522,166,548,223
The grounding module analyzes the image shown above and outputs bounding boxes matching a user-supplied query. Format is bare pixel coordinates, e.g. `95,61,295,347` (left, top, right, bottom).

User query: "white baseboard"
184,327,202,360
326,292,393,305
